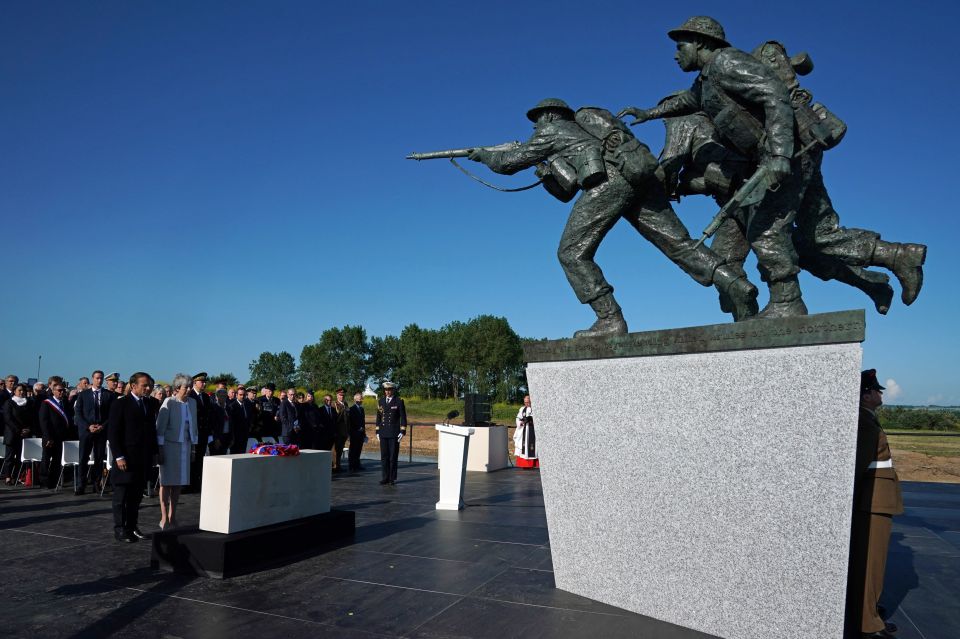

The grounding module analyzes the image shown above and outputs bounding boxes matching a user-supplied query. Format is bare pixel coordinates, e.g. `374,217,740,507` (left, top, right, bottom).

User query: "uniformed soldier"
620,16,807,318
849,369,903,638
187,372,211,492
256,383,281,439
375,382,406,485
469,97,759,335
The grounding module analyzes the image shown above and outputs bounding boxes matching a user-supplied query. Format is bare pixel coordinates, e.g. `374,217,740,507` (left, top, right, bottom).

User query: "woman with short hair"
2,384,36,485
155,374,198,529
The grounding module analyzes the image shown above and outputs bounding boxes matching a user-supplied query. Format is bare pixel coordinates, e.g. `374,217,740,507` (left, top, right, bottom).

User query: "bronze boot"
573,293,628,338
872,240,926,306
755,276,808,319
713,266,759,321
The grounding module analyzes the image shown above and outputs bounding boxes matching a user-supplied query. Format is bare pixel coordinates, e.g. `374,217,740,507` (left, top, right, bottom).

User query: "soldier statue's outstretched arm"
469,130,556,175
619,84,701,124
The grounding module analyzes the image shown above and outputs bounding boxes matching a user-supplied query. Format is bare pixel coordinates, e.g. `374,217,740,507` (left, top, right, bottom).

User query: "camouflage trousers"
557,167,722,304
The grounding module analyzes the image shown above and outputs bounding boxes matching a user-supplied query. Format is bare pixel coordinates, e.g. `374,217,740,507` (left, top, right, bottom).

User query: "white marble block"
438,424,508,472
526,342,862,639
435,424,474,510
199,450,331,534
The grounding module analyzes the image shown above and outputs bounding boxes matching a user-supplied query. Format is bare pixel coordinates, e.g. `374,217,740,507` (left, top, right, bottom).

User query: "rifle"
693,138,823,249
406,141,520,161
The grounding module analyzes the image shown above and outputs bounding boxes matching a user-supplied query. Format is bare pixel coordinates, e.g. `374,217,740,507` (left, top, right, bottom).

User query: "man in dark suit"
187,372,211,491
316,394,337,452
848,369,904,638
39,380,72,489
278,387,299,445
228,387,255,454
375,382,407,485
73,370,115,495
333,388,350,473
348,391,366,472
255,384,280,439
108,372,159,542
0,374,16,442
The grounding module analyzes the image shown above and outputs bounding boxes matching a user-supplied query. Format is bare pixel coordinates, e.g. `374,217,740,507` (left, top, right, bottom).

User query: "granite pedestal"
524,310,866,639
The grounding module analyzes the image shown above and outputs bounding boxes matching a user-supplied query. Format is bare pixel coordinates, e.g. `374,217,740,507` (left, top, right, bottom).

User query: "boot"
755,276,808,319
872,240,926,305
573,293,628,338
713,266,759,321
838,267,893,315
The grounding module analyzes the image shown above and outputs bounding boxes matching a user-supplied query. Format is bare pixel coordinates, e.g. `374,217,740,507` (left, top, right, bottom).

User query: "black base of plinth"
151,509,355,578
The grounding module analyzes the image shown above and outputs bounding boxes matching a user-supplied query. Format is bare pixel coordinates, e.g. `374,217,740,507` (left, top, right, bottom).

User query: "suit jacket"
74,387,116,436
318,402,337,437
3,397,37,442
107,394,159,484
334,401,349,438
0,387,10,431
376,397,407,437
278,399,300,437
853,407,904,515
189,388,212,434
227,399,253,439
39,398,72,443
156,397,199,445
348,403,366,435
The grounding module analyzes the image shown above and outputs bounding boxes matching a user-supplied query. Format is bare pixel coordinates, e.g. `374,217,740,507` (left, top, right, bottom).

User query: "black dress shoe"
389,480,396,485
74,487,85,496
861,630,895,639
131,528,149,540
115,531,136,543
379,479,389,485
885,621,898,634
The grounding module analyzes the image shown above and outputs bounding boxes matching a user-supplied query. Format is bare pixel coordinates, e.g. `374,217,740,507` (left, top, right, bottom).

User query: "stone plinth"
524,311,865,639
436,424,474,510
200,450,331,534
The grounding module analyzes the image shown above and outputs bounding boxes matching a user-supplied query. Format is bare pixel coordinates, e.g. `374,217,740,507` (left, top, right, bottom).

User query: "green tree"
248,351,296,389
210,372,238,386
299,325,370,392
397,324,444,398
368,334,402,386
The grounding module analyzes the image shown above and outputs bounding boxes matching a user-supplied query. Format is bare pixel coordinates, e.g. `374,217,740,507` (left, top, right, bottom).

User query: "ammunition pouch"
537,156,579,203
577,144,607,190
713,100,766,158
604,136,658,188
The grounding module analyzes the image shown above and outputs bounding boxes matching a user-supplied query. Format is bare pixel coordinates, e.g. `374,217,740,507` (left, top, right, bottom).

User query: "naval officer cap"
381,381,396,390
192,372,208,382
860,369,886,393
106,372,120,381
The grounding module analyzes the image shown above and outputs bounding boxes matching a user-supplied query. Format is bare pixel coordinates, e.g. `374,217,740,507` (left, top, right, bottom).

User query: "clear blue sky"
2,1,957,405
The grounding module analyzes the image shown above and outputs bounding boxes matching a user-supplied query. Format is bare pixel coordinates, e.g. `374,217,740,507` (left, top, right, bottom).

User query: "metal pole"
36,355,41,380
408,423,413,463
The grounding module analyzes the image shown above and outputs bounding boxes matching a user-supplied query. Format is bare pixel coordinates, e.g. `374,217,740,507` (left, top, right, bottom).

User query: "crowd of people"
0,370,407,541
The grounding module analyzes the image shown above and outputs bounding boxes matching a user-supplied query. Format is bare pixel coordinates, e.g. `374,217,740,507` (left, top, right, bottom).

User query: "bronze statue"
620,16,926,319
409,98,759,337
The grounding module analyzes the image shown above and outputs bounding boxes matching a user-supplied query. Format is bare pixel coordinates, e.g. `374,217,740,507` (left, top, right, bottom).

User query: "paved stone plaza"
0,463,957,638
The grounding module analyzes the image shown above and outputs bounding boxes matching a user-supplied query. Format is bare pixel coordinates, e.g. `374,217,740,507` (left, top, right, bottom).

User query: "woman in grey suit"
156,373,198,529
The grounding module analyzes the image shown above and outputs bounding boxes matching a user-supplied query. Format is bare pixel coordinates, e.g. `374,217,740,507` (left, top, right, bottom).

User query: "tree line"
877,406,960,431
244,315,527,403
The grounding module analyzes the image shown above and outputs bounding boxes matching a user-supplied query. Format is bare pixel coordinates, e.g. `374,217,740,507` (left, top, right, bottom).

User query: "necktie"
137,397,146,415
94,390,101,421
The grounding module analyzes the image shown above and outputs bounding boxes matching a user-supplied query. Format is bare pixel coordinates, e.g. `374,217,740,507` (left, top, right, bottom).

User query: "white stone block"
199,450,331,534
526,342,862,639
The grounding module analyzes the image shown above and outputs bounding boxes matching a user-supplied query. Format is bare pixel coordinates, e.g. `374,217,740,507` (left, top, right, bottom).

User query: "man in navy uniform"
376,382,406,485
348,391,366,472
187,372,211,492
74,370,116,494
848,369,903,638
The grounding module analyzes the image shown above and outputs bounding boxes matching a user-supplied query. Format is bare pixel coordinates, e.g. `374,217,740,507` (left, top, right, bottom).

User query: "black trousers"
348,432,365,471
334,433,348,469
1,437,21,479
190,429,210,488
40,441,63,489
380,436,399,482
112,475,146,534
77,430,107,488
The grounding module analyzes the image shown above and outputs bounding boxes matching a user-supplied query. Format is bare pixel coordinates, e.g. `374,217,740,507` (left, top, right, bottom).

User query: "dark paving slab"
0,467,956,639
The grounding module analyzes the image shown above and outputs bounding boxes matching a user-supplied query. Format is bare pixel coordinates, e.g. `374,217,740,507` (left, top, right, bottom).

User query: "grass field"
886,431,960,457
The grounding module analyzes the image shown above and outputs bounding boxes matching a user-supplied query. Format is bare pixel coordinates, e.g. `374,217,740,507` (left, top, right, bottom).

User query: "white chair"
261,436,277,445
246,437,259,452
17,438,43,487
57,441,81,491
100,441,115,497
0,436,9,479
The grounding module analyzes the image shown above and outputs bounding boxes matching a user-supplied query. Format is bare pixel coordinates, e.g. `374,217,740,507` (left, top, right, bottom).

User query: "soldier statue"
464,98,759,337
620,16,926,319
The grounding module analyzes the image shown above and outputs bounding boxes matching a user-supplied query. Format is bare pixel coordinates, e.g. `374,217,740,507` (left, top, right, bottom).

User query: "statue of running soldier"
409,98,759,337
619,16,926,319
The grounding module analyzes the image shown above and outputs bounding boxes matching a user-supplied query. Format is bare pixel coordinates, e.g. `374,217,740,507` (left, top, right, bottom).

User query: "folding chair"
246,437,259,453
0,436,9,479
100,441,115,497
17,438,43,488
56,440,81,491
261,436,277,445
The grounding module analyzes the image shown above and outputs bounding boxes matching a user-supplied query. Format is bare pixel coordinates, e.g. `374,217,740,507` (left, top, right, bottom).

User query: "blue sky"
2,1,957,404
